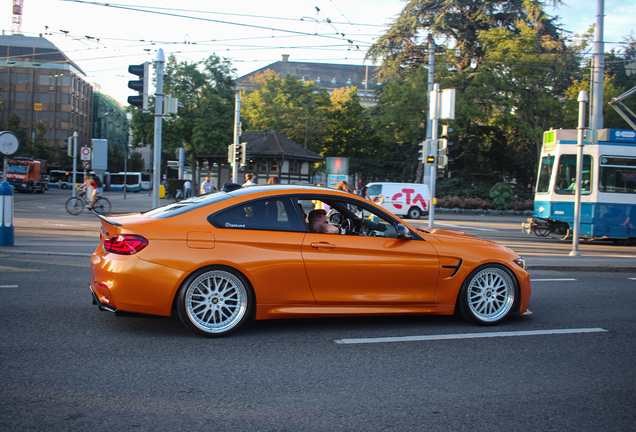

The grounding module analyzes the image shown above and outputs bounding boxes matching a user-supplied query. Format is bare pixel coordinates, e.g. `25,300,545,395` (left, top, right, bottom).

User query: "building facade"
195,129,323,189
235,55,382,107
0,33,93,156
92,90,129,151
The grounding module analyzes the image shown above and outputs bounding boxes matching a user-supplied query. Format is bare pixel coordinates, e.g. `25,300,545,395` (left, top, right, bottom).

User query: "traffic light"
227,144,236,164
426,155,435,164
235,143,243,165
239,143,250,166
128,62,150,110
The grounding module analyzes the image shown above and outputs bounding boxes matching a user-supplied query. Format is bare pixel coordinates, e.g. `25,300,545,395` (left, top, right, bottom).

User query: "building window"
289,160,300,173
15,91,27,102
257,160,268,172
37,93,49,103
271,160,279,172
15,74,28,84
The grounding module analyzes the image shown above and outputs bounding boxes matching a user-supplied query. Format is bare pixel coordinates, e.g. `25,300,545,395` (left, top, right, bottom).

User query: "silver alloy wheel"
184,270,248,335
466,267,515,323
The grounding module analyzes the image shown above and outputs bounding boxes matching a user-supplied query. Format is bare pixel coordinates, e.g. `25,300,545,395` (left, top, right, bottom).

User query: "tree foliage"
242,73,331,151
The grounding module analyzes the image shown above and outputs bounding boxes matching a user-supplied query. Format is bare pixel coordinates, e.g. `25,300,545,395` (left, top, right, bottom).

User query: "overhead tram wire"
58,1,387,29
61,0,369,44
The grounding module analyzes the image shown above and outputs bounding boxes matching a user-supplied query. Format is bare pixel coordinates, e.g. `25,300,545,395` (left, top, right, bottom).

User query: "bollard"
0,181,14,245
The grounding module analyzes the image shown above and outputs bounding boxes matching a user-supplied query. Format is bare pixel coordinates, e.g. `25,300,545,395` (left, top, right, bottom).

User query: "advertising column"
326,157,349,188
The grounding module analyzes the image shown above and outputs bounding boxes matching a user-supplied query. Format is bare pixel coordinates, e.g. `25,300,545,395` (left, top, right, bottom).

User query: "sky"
1,0,635,106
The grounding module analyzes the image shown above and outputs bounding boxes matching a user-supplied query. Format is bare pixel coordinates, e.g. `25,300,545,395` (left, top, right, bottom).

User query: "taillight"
104,234,149,255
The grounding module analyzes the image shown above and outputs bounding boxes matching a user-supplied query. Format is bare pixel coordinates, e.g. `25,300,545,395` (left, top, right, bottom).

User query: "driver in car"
308,209,339,234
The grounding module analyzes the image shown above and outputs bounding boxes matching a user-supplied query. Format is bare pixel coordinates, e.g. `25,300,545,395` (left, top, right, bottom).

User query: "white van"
366,182,430,219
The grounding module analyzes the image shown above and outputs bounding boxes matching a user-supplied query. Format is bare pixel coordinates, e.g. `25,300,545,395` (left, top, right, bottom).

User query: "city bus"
108,172,151,192
523,128,636,242
48,170,84,189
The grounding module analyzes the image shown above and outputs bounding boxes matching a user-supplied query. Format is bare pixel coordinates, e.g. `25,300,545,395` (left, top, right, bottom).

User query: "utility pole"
72,131,78,198
232,94,241,184
428,84,440,228
570,91,588,257
423,40,435,186
590,0,605,131
152,49,165,208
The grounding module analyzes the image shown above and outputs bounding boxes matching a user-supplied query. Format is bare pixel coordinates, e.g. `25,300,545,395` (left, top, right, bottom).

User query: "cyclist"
78,174,103,209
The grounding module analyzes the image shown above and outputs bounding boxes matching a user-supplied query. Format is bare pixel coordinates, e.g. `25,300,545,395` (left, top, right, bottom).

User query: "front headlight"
513,258,527,270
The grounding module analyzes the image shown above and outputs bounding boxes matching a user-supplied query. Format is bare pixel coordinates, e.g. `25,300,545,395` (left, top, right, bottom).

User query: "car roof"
225,184,338,197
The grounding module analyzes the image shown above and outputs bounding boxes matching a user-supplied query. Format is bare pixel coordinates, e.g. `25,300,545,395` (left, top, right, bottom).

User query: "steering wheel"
339,218,353,235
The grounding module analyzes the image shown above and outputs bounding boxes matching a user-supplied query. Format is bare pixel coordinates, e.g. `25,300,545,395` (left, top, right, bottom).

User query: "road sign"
82,161,91,170
80,147,91,161
0,131,19,156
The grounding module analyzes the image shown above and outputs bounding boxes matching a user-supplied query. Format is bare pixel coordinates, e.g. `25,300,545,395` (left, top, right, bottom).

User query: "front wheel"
65,197,84,215
93,197,111,215
407,207,422,219
177,268,253,337
458,264,517,325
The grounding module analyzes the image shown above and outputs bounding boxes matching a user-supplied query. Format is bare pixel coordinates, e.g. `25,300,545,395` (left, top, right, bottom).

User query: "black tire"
407,207,422,219
458,264,517,326
177,267,253,337
93,197,111,215
65,197,84,215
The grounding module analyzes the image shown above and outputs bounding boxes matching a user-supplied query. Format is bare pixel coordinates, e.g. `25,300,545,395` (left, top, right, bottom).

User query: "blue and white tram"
524,128,636,241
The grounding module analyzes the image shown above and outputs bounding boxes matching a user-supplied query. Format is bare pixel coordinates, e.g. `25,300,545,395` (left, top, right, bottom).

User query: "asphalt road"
0,256,635,431
1,189,635,430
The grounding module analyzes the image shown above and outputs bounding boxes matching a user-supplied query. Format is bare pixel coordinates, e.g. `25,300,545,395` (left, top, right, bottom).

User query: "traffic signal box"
128,62,151,110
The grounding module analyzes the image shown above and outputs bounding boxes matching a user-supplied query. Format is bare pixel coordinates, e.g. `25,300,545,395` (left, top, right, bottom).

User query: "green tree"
472,17,578,185
242,73,331,151
367,0,564,78
128,55,236,185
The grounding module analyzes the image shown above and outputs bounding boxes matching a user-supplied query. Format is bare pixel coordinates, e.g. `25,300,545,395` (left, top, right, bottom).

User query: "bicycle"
65,190,111,215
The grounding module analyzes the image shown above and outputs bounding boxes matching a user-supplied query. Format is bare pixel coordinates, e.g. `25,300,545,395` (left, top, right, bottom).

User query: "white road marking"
532,278,577,282
436,223,497,232
0,285,19,288
334,327,608,345
629,278,636,280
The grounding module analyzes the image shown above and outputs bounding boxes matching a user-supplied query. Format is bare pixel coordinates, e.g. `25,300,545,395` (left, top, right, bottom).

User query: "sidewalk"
1,189,634,272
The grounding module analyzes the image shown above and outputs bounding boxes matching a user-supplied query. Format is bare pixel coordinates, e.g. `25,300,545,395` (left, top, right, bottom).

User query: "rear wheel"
407,207,422,219
93,197,111,215
458,264,517,325
65,197,84,215
177,268,253,337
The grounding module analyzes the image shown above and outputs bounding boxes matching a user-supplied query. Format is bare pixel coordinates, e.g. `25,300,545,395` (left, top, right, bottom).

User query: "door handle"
310,242,337,250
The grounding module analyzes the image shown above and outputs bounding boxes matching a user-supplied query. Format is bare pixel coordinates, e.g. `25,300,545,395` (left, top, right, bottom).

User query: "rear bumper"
90,285,117,313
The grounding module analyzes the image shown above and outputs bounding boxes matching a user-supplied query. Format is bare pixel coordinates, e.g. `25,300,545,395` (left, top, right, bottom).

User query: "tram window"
555,155,592,195
536,155,555,193
599,157,636,194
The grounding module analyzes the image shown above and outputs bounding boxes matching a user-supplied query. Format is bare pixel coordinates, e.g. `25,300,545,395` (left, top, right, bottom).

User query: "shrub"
166,179,186,199
436,195,491,210
512,198,534,211
489,182,514,210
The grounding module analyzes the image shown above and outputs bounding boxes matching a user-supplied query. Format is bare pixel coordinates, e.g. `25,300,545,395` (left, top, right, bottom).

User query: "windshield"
536,155,555,193
7,163,27,174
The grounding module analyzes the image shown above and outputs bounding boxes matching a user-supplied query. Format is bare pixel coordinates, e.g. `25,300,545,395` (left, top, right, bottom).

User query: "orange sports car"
90,184,531,337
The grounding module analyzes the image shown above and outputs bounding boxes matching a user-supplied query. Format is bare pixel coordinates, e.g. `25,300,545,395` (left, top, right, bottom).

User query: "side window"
599,156,636,194
555,154,592,195
211,197,305,232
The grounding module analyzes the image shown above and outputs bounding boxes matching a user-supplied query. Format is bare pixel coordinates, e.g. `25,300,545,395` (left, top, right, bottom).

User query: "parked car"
90,184,531,337
366,182,430,219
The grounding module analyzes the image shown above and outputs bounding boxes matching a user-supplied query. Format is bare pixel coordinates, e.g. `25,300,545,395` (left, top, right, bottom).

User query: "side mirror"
396,223,412,239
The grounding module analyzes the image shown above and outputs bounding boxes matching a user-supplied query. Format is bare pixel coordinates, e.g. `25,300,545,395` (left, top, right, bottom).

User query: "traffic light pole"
152,49,165,209
232,94,241,184
428,84,439,228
